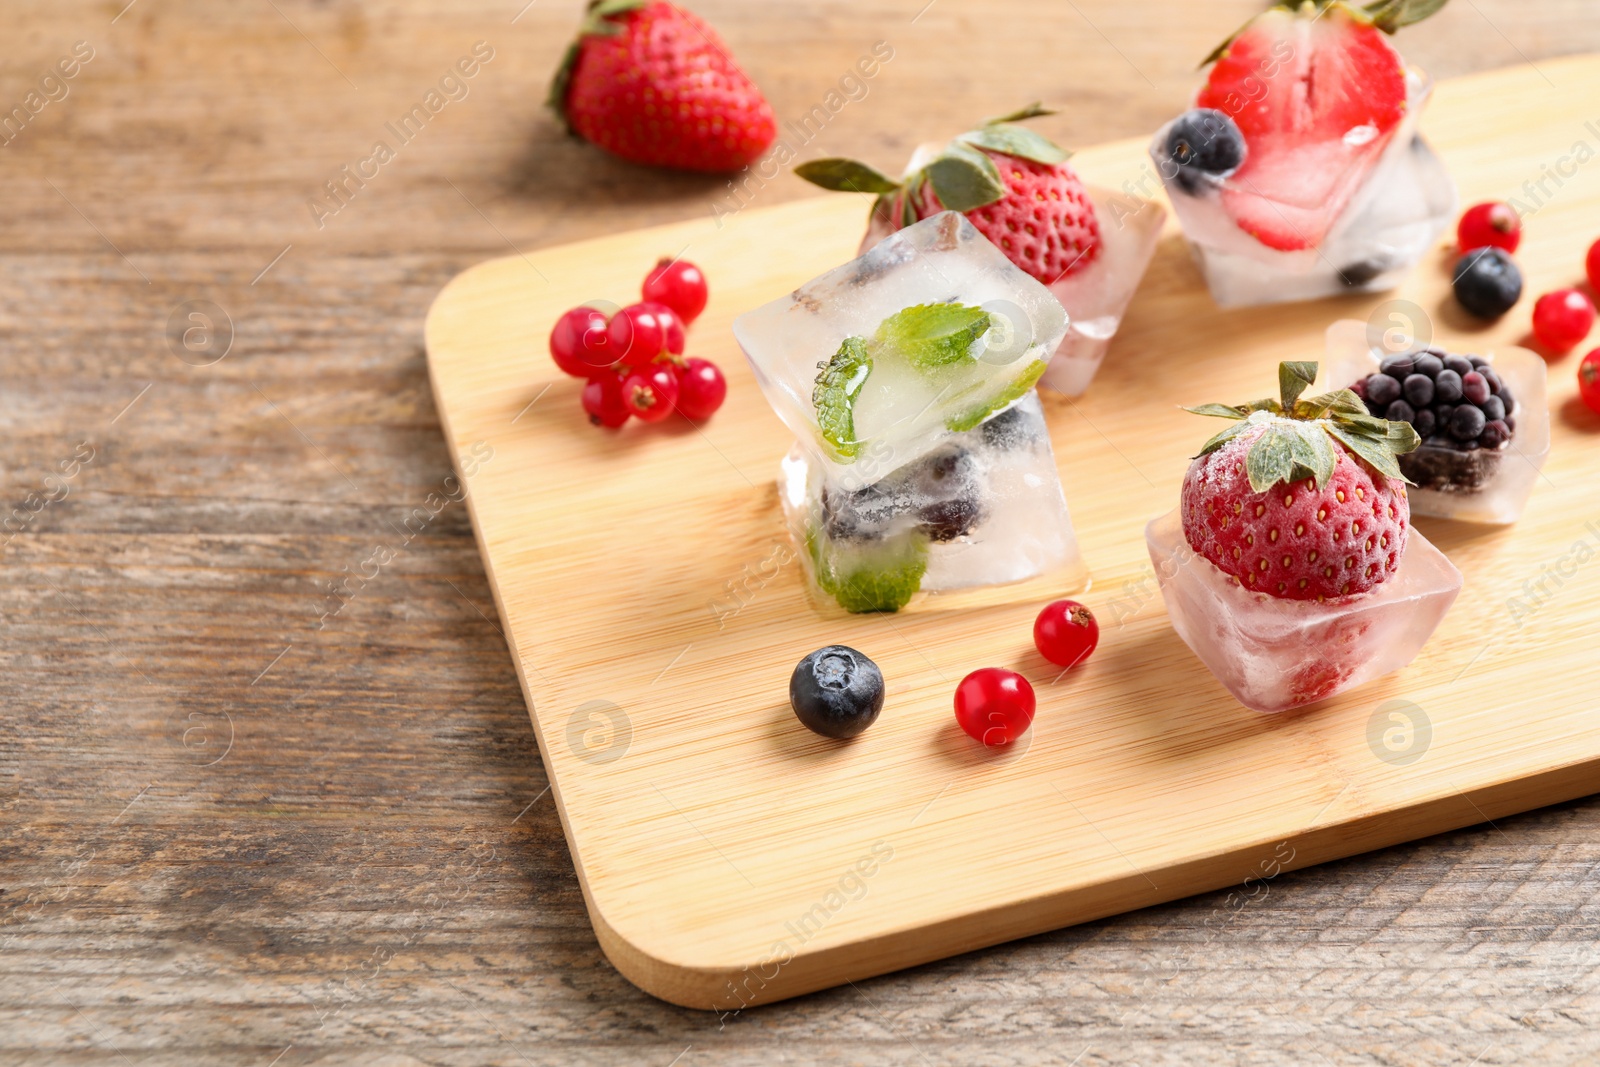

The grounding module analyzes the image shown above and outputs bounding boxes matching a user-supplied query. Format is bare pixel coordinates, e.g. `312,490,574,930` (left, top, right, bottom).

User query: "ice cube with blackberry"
1324,320,1550,525
784,393,1084,613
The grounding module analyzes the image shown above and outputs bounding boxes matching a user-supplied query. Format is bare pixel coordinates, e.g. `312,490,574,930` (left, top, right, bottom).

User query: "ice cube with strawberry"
795,105,1165,397
1151,0,1457,308
1146,360,1462,713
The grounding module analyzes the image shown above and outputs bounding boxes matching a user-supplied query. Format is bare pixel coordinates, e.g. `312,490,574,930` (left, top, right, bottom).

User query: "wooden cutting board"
424,54,1600,1010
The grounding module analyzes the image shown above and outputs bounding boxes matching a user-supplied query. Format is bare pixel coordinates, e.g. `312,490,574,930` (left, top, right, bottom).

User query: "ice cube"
1145,509,1461,714
1152,72,1456,308
734,212,1069,474
858,145,1165,397
784,393,1085,613
1322,319,1550,525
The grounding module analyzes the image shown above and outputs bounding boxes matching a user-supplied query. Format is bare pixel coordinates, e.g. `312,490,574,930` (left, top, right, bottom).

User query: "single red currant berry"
1579,348,1600,416
608,303,669,368
549,306,611,377
621,366,679,423
1587,238,1600,296
641,258,709,325
674,358,727,420
1456,201,1521,254
582,371,631,428
953,668,1035,747
640,301,686,355
1033,600,1099,668
1532,288,1596,354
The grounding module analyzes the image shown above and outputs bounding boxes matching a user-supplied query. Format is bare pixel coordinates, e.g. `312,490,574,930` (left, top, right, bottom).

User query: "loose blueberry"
1434,369,1464,403
1481,394,1506,422
1451,247,1523,319
1385,399,1415,424
1165,109,1246,194
790,645,885,739
1449,404,1487,441
1413,353,1443,378
1403,373,1434,407
1365,373,1401,406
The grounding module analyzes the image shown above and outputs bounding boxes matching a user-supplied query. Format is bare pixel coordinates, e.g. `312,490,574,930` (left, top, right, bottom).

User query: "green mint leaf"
813,337,873,461
957,124,1070,165
944,361,1047,433
1184,403,1250,419
1278,361,1319,412
1365,0,1450,33
793,158,902,195
874,302,993,370
981,102,1056,125
811,528,929,614
923,142,1006,212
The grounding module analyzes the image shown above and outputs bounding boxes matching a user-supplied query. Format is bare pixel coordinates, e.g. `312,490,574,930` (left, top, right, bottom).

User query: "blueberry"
1380,353,1416,379
921,495,983,542
1165,109,1246,194
822,484,893,541
1452,247,1523,319
1443,354,1475,377
1385,399,1416,424
1338,259,1388,288
1403,373,1434,407
1479,420,1512,449
979,404,1042,451
1413,353,1443,378
1461,371,1491,405
1450,404,1487,441
1365,373,1401,406
1481,395,1506,422
1435,368,1464,403
1412,408,1437,437
790,646,885,739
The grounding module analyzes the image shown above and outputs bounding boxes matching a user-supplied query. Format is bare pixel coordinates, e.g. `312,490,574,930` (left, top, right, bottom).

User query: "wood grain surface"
5,1,1600,1064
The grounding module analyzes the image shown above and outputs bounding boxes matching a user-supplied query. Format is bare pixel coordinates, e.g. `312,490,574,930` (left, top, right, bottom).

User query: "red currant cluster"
548,258,727,428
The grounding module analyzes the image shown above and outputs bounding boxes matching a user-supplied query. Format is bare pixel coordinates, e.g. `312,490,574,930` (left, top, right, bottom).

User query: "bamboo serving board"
425,55,1600,1010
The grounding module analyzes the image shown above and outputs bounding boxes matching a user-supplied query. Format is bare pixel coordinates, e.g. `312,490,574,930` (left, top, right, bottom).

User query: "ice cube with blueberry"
1323,319,1550,525
733,212,1069,473
783,393,1085,613
1149,2,1456,308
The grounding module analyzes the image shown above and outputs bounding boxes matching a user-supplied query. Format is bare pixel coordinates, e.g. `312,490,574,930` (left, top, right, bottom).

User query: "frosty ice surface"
860,144,1164,397
1152,71,1456,308
785,394,1084,613
1146,510,1461,713
1323,320,1550,525
733,212,1068,472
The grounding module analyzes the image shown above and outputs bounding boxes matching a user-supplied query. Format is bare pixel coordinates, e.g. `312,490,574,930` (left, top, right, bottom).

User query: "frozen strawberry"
794,104,1100,284
548,1,776,173
1181,360,1418,600
1195,1,1439,251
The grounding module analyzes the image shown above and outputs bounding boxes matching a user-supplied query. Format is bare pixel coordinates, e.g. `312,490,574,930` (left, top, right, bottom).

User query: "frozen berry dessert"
1146,360,1462,712
1349,346,1517,494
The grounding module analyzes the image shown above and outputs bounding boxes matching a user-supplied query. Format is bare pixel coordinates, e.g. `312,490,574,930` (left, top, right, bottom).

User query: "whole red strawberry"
794,104,1101,285
548,0,776,173
1180,361,1418,601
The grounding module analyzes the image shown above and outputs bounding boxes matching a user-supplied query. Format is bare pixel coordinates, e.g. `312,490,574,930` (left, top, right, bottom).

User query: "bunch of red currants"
548,258,727,428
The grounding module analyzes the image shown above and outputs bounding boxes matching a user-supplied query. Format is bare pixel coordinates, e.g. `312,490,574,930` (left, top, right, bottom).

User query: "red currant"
1579,348,1600,416
1033,600,1099,668
1532,288,1596,354
550,306,613,377
674,358,726,420
582,371,631,428
621,366,679,423
641,301,686,355
608,303,670,368
641,258,709,325
953,668,1035,747
1456,201,1521,254
1587,237,1600,295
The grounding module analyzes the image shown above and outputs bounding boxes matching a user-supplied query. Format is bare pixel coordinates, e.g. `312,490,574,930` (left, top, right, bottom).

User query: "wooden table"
5,1,1599,1063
